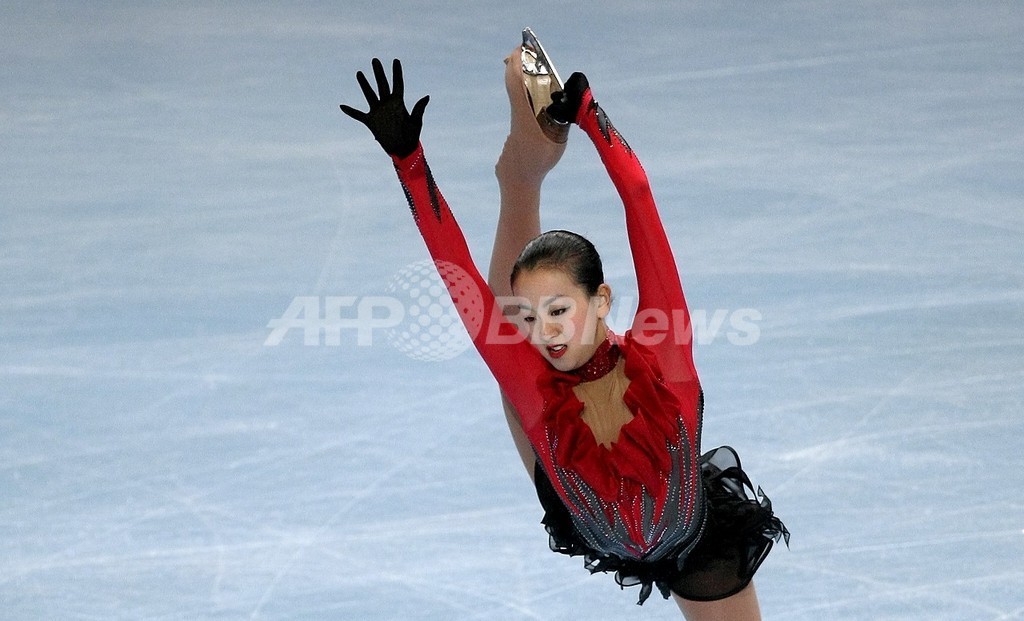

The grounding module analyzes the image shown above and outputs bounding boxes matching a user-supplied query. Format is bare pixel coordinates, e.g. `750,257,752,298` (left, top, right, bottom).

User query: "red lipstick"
547,344,567,359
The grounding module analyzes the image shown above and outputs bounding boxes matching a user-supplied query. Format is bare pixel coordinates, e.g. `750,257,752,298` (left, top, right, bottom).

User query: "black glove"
340,58,429,158
546,72,589,125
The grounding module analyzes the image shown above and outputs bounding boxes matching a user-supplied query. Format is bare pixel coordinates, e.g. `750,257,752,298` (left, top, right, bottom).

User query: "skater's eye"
521,315,537,324
549,306,568,317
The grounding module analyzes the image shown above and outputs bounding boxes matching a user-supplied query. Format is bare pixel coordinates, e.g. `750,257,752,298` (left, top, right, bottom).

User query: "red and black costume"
389,87,787,603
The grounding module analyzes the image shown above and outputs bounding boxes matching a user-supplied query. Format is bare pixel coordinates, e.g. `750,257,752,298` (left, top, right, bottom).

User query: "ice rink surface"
2,2,1023,619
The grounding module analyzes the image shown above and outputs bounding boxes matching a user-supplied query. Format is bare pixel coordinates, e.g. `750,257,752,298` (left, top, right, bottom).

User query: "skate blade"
521,27,563,88
521,27,569,143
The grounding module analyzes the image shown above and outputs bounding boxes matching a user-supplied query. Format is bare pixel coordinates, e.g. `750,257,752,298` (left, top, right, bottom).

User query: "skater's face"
510,267,611,372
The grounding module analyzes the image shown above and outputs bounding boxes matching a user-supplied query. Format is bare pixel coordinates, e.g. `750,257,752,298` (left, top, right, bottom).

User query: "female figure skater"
340,46,787,619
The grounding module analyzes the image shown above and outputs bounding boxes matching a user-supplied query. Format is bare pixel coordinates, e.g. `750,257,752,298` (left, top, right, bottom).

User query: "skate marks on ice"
4,1,1024,619
608,38,1016,89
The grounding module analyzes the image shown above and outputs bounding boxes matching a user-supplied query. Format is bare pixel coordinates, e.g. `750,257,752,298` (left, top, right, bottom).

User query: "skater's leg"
672,582,762,621
489,47,567,479
487,47,567,298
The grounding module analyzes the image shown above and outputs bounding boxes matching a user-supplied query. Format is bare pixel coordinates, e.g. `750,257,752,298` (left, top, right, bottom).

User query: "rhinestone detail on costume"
547,411,704,563
570,336,620,383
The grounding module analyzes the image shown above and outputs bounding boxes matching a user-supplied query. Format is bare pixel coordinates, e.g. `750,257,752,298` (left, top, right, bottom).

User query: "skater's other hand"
546,72,589,125
340,58,429,158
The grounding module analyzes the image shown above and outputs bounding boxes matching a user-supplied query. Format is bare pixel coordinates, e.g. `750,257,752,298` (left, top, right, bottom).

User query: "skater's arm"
391,146,549,429
341,58,550,431
567,79,696,383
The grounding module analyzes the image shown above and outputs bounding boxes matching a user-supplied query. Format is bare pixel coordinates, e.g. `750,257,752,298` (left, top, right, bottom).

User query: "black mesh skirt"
533,446,789,604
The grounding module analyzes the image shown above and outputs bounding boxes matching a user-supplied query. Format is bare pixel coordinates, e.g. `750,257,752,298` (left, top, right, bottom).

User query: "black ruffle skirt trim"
534,446,789,605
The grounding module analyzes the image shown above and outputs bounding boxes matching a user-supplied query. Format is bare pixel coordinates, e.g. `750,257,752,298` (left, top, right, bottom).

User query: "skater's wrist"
391,143,426,175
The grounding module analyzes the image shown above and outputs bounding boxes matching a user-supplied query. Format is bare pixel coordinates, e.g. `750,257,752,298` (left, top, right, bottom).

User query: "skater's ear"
593,282,613,319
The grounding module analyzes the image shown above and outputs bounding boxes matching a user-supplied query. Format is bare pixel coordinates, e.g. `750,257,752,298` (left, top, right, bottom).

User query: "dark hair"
510,230,605,296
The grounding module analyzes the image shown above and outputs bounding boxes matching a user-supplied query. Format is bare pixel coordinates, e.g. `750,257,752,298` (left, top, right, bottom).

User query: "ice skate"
520,27,569,144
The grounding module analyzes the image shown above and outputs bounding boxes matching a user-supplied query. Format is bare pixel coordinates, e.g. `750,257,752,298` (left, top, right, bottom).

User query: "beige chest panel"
571,360,634,448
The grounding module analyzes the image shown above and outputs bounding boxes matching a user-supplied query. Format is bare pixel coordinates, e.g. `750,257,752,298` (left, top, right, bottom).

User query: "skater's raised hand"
546,72,589,125
340,58,429,158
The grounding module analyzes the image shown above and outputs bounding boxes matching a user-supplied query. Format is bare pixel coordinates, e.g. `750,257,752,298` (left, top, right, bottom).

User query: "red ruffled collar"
536,331,685,501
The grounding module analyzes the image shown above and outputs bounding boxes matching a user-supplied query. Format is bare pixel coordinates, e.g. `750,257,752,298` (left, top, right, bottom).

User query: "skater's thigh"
672,582,761,621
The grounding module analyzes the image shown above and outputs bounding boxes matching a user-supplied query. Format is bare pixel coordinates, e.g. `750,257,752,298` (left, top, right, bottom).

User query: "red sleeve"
390,145,549,431
575,91,698,385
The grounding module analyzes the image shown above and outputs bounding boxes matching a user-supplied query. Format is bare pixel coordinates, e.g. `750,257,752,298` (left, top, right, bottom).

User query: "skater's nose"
540,317,562,340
